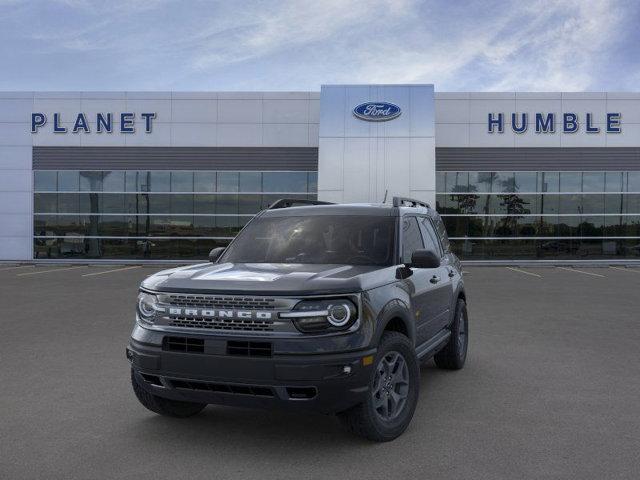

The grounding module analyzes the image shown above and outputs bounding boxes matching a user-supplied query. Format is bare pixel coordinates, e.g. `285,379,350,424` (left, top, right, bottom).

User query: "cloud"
0,0,637,91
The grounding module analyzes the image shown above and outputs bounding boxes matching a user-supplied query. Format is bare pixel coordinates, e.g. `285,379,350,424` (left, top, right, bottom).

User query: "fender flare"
374,299,416,346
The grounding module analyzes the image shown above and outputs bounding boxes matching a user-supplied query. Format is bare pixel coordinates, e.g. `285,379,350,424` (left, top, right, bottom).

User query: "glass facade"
34,170,317,260
436,171,640,260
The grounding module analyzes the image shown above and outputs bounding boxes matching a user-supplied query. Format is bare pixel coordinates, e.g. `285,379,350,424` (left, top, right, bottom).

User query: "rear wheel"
434,298,468,370
338,332,419,442
131,369,206,418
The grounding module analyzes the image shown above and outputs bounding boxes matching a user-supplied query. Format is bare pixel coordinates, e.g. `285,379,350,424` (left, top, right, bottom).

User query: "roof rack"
267,198,334,210
392,196,430,209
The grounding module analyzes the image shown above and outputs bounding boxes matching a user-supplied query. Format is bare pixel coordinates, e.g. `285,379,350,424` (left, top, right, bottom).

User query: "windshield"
220,215,396,266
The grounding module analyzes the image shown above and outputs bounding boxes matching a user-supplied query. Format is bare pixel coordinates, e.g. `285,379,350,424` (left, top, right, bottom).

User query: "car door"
418,216,454,333
400,216,439,345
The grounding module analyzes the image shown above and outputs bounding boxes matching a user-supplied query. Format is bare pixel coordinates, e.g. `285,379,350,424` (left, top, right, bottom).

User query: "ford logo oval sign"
353,102,402,122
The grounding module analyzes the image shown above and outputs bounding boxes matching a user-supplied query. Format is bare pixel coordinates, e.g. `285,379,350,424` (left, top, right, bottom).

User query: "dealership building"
1,84,639,262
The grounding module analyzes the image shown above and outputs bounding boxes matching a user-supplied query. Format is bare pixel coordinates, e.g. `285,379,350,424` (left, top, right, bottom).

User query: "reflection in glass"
34,171,57,191
58,171,79,192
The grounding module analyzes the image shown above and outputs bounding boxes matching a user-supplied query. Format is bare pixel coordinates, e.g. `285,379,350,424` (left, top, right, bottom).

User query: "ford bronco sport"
127,196,468,441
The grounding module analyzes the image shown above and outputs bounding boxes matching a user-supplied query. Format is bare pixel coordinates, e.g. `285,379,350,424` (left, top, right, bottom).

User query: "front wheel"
434,298,468,370
338,332,420,442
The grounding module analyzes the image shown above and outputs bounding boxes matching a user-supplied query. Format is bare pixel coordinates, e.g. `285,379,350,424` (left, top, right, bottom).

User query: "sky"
0,0,638,92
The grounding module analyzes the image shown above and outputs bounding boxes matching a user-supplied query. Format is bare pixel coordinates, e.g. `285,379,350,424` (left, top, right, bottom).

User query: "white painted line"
0,265,34,272
609,266,640,274
17,266,86,276
557,266,606,278
506,267,542,278
82,266,142,277
462,270,470,274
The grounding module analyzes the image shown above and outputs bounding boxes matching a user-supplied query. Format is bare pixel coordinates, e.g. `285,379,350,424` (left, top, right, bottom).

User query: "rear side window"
433,215,451,253
419,217,442,256
401,217,424,264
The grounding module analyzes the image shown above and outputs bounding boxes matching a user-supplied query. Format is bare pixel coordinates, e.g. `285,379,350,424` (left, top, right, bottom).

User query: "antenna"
382,189,388,203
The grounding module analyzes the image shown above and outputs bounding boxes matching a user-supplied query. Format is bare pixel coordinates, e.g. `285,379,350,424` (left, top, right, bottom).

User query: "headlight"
281,298,357,333
137,291,159,324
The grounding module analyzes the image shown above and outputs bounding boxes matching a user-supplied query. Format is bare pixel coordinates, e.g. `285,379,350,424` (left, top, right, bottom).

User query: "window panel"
34,171,57,191
262,172,308,192
170,194,194,214
194,172,217,192
216,194,238,214
147,194,170,214
239,172,262,192
79,172,103,192
148,171,170,192
435,172,445,192
194,194,216,214
538,172,559,192
57,193,79,213
582,172,604,192
419,217,443,255
559,194,581,214
605,172,623,192
445,172,468,193
604,194,624,214
102,171,125,192
560,172,582,192
308,172,318,193
469,172,493,193
627,172,640,192
580,194,604,214
171,172,194,192
579,216,604,236
57,171,79,192
102,193,125,214
217,172,239,192
514,172,537,192
401,217,424,264
493,172,515,192
238,194,262,214
34,193,57,213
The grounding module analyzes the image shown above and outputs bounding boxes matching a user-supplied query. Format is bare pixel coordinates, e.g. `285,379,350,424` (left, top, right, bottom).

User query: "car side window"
419,217,443,257
401,217,424,264
433,216,451,253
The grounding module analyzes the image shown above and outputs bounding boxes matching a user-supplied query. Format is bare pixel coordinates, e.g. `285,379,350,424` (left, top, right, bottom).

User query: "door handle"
448,269,455,278
430,275,440,284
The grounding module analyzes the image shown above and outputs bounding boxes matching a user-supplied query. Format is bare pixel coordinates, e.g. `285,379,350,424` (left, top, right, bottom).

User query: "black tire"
338,332,419,442
131,369,206,418
434,298,468,370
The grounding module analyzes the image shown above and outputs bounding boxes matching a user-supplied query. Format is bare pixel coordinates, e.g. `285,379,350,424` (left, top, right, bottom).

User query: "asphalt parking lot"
1,264,639,479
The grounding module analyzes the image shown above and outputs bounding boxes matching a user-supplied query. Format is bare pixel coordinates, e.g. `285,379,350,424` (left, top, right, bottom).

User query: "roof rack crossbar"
267,198,334,210
392,196,430,209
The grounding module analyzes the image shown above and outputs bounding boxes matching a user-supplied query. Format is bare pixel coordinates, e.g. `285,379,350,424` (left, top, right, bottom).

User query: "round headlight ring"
137,292,157,320
327,303,352,327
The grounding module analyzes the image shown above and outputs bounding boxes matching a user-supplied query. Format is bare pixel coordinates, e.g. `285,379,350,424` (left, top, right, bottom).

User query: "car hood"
141,262,396,295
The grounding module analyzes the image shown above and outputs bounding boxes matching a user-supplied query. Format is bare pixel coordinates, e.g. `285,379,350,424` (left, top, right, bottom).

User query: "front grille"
169,379,274,397
163,336,204,353
165,294,277,310
168,316,274,332
227,341,272,357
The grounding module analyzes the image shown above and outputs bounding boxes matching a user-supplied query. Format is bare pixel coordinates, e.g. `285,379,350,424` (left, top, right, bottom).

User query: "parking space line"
557,266,606,278
0,265,34,272
82,266,142,277
506,267,542,278
609,266,640,274
17,266,86,276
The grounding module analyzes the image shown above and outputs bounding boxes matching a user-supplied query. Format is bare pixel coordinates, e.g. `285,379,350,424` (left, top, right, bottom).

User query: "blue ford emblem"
353,102,401,122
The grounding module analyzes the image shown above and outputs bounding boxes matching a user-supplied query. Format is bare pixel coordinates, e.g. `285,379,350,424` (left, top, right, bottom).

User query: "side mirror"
410,249,440,269
208,247,225,263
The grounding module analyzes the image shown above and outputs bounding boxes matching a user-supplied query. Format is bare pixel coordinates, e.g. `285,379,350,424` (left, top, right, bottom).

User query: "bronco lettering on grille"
167,308,273,320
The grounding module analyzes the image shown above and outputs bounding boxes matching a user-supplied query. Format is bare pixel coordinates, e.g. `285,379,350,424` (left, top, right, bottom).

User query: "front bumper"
127,331,376,414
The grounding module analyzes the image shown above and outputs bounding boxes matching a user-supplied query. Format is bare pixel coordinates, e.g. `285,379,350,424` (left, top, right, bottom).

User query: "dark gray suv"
127,197,468,441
